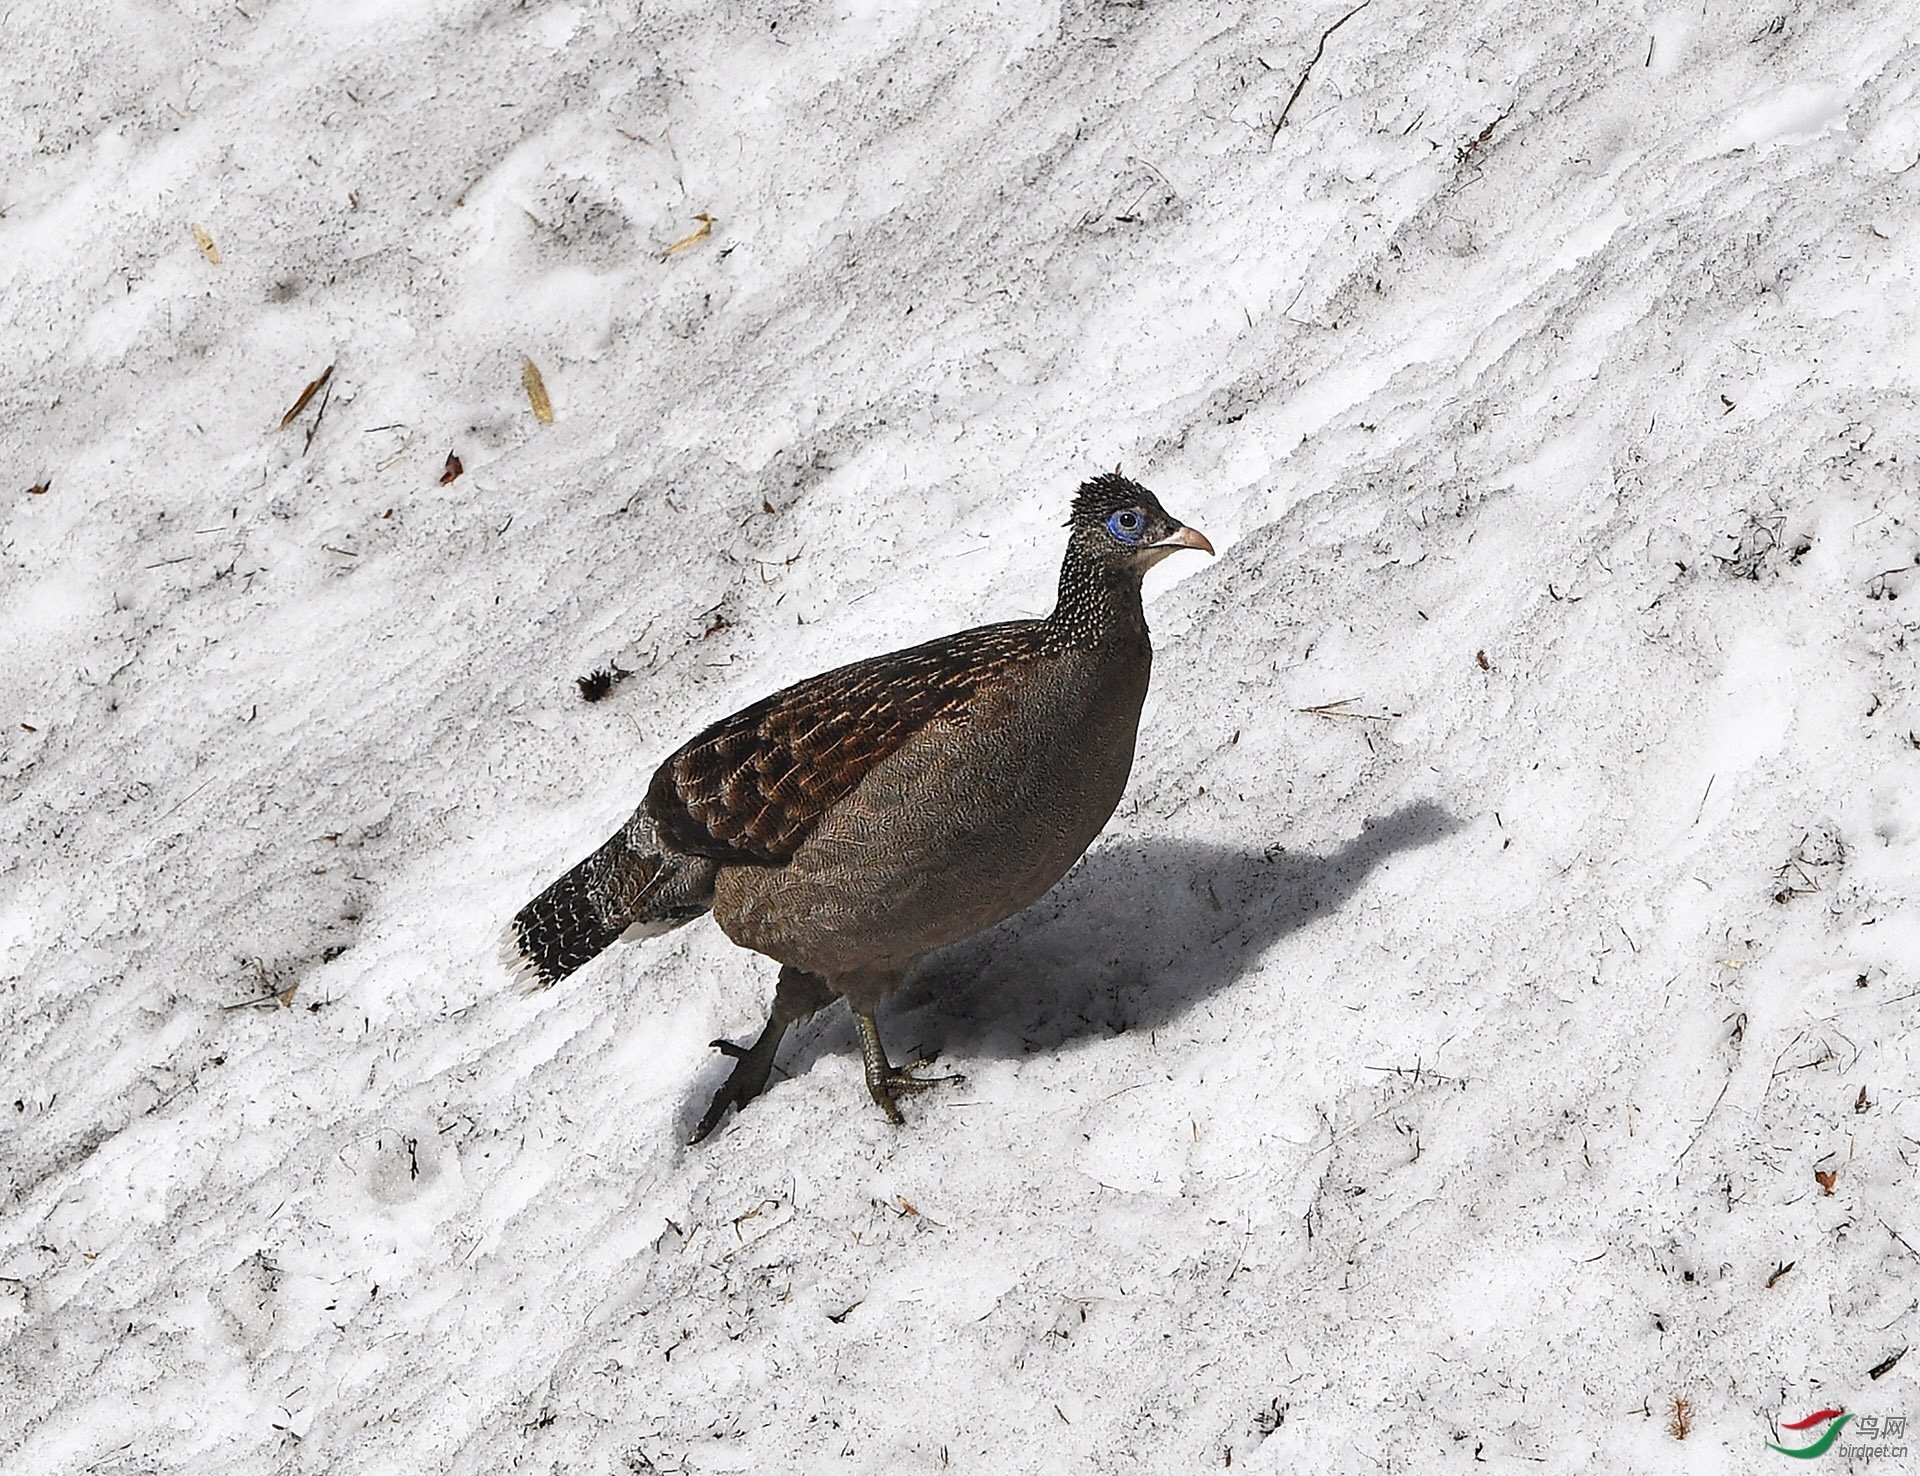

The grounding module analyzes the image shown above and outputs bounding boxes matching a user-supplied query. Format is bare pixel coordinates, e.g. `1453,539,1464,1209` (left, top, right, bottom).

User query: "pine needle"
279,364,335,429
1298,697,1402,720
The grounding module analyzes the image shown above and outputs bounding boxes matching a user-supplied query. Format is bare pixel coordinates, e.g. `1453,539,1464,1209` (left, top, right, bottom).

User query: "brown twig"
1456,105,1515,166
1274,1,1371,135
303,376,334,455
1675,1076,1730,1163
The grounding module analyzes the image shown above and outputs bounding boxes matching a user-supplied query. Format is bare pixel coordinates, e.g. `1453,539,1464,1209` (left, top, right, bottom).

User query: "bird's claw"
885,1059,963,1092
865,1059,963,1125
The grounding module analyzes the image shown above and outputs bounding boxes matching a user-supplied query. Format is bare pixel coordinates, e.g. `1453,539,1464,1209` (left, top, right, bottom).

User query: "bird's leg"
689,1016,787,1145
690,967,835,1144
851,1006,962,1126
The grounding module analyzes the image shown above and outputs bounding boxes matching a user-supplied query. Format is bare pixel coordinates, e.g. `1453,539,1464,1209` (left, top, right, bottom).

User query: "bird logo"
1766,1409,1851,1459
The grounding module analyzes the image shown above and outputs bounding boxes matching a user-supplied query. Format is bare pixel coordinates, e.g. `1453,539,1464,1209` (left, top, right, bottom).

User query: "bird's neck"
1048,547,1149,649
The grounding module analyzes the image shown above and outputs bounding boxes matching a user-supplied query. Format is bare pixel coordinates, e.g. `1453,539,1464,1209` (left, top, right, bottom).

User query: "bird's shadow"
750,800,1462,1089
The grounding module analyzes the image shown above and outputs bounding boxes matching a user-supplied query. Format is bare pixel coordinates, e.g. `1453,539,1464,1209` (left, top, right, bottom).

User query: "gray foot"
853,1008,963,1125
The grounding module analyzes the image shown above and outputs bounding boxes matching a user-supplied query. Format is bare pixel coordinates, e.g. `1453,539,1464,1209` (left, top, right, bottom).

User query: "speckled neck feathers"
1048,540,1150,649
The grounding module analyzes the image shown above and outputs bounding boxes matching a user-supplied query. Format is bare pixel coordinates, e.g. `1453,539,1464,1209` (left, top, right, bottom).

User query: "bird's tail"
500,811,716,993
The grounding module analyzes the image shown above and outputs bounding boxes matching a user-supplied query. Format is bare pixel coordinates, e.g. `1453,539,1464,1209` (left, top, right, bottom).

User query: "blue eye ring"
1106,508,1145,543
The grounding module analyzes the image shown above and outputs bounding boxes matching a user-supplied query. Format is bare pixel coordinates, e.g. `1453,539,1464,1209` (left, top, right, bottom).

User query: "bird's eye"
1106,508,1145,543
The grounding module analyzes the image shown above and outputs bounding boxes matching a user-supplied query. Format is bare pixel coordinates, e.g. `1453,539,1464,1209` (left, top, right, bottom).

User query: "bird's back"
646,617,1062,865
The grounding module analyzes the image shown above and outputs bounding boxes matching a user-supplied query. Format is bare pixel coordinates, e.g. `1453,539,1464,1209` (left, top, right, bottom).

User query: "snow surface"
4,1,1919,1471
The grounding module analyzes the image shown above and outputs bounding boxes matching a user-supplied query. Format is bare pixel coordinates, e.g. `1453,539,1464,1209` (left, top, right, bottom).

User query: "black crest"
1070,472,1164,527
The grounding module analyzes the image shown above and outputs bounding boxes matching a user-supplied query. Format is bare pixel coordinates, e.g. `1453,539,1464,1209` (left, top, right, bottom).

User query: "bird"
502,472,1213,1141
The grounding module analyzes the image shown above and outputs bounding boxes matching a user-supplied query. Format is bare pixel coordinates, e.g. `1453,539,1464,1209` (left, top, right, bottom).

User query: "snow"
4,0,1919,1471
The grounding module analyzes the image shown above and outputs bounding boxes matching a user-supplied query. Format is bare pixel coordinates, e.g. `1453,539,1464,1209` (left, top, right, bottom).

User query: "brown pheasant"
503,473,1212,1140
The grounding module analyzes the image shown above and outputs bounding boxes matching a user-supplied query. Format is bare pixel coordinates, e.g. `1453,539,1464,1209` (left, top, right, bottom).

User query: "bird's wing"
646,620,1047,865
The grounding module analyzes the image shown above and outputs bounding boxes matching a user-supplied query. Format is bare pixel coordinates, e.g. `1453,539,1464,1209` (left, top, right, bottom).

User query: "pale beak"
1149,524,1215,557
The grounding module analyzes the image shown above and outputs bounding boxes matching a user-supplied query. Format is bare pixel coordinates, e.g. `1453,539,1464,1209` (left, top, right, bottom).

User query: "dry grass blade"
1298,697,1402,720
522,358,555,423
663,212,715,258
191,223,221,263
279,363,336,429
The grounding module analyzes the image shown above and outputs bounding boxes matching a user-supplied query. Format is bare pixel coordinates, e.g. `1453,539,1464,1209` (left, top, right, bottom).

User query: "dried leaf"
662,212,715,258
1814,1168,1838,1196
439,451,464,485
522,358,554,423
27,480,50,496
279,363,335,429
191,223,221,264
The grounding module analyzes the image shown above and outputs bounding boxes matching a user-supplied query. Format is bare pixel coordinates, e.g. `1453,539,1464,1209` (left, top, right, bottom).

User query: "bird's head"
1068,472,1214,573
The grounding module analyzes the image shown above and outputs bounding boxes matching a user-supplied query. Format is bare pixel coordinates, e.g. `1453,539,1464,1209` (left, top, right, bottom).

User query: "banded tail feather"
501,812,716,993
